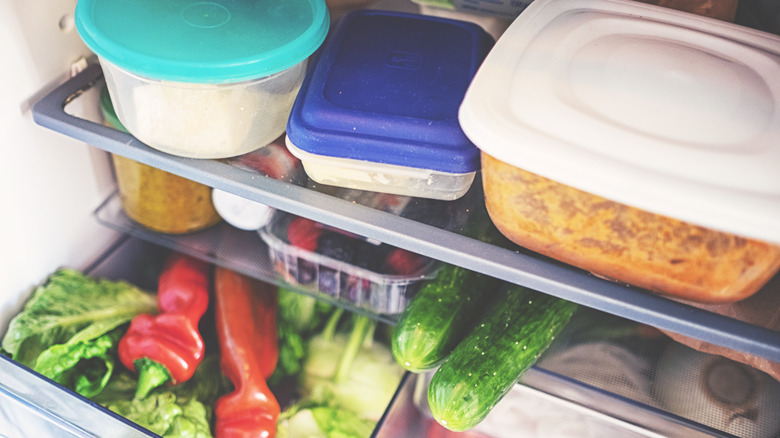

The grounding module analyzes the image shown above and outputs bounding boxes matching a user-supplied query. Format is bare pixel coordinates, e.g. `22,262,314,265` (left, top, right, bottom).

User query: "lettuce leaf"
2,269,157,365
33,327,124,398
1,269,157,396
106,391,212,438
94,355,231,438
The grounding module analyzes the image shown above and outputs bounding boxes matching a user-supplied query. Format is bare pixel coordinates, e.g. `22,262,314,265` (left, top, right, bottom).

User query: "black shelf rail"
32,63,780,363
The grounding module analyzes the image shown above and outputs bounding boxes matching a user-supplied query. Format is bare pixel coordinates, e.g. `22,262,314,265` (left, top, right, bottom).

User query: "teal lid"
75,0,329,83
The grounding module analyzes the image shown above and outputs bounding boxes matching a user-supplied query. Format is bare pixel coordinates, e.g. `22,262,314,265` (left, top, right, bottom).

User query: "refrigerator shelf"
93,191,402,325
31,63,780,363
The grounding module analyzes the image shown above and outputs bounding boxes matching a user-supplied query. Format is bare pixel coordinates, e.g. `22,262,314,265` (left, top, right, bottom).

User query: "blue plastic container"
286,9,493,200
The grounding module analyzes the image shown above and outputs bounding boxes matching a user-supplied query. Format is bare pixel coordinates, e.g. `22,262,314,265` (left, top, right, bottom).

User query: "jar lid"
75,0,329,83
212,189,275,230
286,9,493,174
459,0,780,244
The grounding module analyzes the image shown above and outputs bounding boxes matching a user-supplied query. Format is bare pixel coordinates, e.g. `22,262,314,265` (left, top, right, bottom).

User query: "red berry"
287,217,321,252
385,248,425,275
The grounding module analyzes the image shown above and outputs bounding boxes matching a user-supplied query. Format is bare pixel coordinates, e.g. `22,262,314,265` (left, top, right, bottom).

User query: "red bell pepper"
214,266,280,438
118,252,210,399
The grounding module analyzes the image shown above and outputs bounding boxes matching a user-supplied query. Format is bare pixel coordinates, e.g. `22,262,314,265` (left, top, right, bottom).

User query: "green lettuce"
94,355,232,438
1,269,158,395
277,405,375,438
106,391,212,438
33,327,124,398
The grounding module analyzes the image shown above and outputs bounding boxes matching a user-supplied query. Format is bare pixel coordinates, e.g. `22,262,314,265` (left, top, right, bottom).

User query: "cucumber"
427,286,578,432
392,263,498,372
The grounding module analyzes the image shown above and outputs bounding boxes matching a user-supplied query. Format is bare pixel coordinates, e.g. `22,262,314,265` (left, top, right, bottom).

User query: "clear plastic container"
100,87,222,234
459,0,780,303
258,210,438,314
76,0,329,159
285,9,493,200
286,139,477,201
411,0,531,20
100,61,307,158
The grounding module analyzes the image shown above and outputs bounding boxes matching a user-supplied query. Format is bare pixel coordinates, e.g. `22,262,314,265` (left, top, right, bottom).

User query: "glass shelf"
32,63,780,363
93,192,402,325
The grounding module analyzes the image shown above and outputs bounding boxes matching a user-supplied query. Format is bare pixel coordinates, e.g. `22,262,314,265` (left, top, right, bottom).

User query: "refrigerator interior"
0,0,119,330
2,0,780,437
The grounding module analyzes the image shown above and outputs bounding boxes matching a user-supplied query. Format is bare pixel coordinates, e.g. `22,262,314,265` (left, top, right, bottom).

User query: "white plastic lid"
459,0,780,244
212,189,275,231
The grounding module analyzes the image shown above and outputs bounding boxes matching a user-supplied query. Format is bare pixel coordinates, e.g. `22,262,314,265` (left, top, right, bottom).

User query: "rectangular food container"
285,9,494,200
459,0,780,303
258,210,438,314
75,0,329,159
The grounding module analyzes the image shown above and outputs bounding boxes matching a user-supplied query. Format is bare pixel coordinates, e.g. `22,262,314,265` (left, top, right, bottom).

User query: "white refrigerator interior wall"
0,0,118,327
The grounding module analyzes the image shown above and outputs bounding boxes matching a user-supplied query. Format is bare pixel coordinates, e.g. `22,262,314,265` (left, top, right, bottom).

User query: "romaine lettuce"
1,269,157,396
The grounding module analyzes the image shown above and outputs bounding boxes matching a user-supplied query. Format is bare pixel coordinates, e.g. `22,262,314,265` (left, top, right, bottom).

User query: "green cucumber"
391,263,498,373
427,286,578,432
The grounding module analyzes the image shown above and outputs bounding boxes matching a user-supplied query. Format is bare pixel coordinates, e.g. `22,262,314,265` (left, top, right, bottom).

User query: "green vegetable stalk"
271,288,336,387
277,308,404,437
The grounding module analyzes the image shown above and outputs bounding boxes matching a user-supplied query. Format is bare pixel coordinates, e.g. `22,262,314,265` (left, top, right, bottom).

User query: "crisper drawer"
0,237,170,438
3,237,780,438
0,236,406,438
375,309,780,438
375,368,774,438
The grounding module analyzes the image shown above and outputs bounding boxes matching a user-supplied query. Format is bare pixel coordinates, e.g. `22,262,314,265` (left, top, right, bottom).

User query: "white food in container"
286,138,477,201
75,0,330,159
101,62,305,159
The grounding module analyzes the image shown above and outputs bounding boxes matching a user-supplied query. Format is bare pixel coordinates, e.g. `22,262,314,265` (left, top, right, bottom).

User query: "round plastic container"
77,0,329,159
101,87,222,234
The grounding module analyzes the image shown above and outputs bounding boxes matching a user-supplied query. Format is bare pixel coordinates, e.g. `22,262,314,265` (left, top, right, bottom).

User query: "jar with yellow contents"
100,86,221,234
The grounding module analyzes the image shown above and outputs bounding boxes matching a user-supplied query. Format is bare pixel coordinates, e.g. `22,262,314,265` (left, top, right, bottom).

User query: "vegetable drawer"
376,308,780,438
0,236,408,437
2,232,780,438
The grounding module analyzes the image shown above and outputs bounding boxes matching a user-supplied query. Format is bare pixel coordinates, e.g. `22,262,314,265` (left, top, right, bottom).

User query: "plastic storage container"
258,210,438,314
285,9,494,200
411,0,531,20
76,0,330,159
100,88,222,234
459,0,780,303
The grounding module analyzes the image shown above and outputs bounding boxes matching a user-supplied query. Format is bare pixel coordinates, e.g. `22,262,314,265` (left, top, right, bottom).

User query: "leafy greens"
1,269,157,396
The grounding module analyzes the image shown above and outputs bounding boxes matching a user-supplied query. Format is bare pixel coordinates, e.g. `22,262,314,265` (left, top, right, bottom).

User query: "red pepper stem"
133,358,171,399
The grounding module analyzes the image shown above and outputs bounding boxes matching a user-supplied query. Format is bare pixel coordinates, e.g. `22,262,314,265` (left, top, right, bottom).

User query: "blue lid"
75,0,329,83
286,9,493,173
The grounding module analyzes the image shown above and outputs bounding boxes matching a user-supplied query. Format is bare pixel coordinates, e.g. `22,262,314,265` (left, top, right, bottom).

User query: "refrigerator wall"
0,0,118,326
